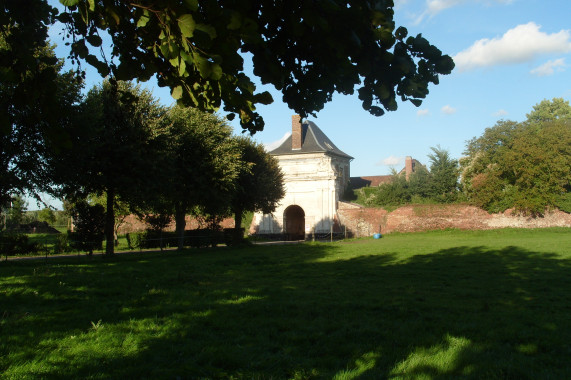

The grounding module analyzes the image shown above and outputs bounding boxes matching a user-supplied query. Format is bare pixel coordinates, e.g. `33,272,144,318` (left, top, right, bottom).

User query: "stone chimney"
405,156,413,181
291,114,302,150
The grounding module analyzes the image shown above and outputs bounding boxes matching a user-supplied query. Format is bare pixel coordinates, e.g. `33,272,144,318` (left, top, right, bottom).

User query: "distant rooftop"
349,175,393,189
269,120,353,159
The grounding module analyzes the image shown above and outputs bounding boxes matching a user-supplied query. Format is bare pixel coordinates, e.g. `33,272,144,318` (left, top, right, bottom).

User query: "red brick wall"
117,215,235,235
337,203,571,237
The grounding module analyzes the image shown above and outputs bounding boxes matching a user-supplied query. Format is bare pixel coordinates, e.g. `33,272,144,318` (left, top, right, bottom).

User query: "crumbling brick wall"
117,215,235,235
337,202,571,237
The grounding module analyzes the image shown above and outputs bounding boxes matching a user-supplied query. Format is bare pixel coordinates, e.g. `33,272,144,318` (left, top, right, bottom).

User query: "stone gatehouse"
251,115,352,239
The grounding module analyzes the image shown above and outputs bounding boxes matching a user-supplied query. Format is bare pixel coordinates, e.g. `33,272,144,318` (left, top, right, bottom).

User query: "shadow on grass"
1,242,571,379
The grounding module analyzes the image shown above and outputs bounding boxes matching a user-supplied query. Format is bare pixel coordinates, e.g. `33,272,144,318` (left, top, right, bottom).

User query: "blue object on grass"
373,233,382,239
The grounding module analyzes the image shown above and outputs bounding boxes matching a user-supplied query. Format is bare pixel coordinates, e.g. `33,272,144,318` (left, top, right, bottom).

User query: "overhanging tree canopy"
57,0,455,133
1,1,82,206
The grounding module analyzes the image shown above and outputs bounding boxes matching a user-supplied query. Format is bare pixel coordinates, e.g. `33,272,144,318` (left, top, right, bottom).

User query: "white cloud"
530,58,567,76
393,0,410,10
414,0,513,24
454,23,571,72
441,105,457,114
417,109,430,116
427,0,464,14
376,155,403,167
263,132,290,152
493,109,509,117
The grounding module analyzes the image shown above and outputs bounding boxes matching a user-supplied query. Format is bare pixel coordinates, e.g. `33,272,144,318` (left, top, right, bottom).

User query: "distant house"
349,156,425,190
250,115,352,239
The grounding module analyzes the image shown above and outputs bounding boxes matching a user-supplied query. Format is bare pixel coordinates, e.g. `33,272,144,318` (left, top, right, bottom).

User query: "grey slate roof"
269,121,353,159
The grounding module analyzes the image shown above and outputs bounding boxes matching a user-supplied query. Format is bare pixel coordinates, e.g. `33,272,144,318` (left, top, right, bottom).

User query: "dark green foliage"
53,80,167,254
143,214,172,232
37,208,56,225
3,194,28,230
408,165,432,199
0,2,83,204
53,233,72,254
130,229,227,250
354,186,380,206
356,147,461,209
131,231,173,250
374,170,411,207
147,106,240,250
427,145,459,202
461,98,571,215
555,193,571,214
58,0,454,133
69,201,105,254
230,137,285,240
0,233,39,256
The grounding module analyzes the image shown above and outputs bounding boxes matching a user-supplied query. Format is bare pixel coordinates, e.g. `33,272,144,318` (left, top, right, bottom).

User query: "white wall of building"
252,152,350,236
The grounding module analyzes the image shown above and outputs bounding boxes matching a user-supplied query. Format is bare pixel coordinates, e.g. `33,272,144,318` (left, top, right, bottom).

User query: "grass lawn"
1,228,570,379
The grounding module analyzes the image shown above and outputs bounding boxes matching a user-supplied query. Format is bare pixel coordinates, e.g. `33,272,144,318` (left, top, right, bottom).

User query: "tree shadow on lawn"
2,244,571,379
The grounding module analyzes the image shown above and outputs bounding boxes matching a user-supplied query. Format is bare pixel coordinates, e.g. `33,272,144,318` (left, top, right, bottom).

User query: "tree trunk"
233,207,244,245
105,188,115,255
234,208,243,232
175,203,186,250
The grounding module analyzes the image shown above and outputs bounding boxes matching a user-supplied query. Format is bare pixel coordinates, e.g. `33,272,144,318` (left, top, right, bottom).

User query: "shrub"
70,201,105,255
132,230,177,249
555,192,571,214
53,233,73,254
224,228,246,246
0,233,39,256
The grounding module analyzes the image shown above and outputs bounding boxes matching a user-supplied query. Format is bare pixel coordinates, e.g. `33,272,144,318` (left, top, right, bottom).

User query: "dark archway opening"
284,205,305,240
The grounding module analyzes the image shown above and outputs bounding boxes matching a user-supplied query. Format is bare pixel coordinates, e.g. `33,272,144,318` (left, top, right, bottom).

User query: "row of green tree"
2,64,285,254
353,98,571,215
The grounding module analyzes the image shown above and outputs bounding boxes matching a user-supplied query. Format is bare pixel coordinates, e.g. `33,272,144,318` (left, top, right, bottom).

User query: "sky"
36,0,571,209
240,0,571,177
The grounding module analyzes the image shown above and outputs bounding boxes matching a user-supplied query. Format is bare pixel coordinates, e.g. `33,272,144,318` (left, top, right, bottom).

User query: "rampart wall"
337,202,571,237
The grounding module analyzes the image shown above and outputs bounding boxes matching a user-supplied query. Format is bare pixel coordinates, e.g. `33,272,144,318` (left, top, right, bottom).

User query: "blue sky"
37,0,571,209
237,0,571,176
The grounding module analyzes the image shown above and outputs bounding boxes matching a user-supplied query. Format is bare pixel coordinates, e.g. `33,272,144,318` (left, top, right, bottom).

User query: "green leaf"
178,58,186,76
60,0,79,6
106,7,120,25
183,0,199,11
395,26,408,40
137,11,150,28
172,86,183,100
178,14,196,38
254,91,273,105
194,54,212,78
87,0,95,11
86,34,102,47
85,54,109,77
227,12,242,30
211,63,222,80
159,43,170,59
195,24,217,40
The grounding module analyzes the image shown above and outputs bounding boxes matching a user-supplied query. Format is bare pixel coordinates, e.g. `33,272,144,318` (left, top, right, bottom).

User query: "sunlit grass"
1,228,570,379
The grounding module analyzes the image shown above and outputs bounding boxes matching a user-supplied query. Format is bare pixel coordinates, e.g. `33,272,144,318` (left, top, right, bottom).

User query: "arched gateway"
284,205,305,240
250,115,352,239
